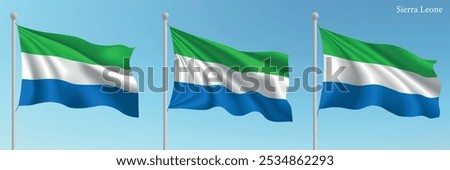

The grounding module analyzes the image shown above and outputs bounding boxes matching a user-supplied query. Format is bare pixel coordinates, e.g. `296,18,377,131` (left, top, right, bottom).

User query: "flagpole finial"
312,12,319,20
10,12,17,20
162,12,169,20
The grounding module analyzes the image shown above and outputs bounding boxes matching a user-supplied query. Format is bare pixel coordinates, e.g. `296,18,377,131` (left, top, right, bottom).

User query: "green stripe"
18,25,134,69
319,27,437,77
170,27,289,77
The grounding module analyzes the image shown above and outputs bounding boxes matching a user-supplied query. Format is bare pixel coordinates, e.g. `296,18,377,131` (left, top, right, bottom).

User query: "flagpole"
11,12,17,150
312,12,319,150
162,12,169,150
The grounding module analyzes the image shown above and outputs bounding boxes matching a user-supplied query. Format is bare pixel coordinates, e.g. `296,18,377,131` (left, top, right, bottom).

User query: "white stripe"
174,55,289,99
324,55,440,98
21,53,138,93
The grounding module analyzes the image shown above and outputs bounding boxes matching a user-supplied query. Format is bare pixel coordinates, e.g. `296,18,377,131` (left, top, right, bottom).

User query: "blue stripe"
19,79,139,117
319,82,440,118
169,82,292,122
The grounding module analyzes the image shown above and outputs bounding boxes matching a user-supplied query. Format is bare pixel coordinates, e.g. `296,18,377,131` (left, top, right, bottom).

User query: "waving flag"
168,27,292,122
319,27,440,118
17,25,139,117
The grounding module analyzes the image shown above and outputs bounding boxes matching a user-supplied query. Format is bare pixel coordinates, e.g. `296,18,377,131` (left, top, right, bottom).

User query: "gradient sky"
1,0,449,150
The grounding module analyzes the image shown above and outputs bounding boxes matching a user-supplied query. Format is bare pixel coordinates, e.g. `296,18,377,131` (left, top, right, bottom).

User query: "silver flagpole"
312,12,319,150
11,12,17,150
162,12,169,150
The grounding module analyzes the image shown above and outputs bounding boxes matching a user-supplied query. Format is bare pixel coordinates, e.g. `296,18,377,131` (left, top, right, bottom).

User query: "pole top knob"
312,12,319,20
11,12,17,20
162,12,169,20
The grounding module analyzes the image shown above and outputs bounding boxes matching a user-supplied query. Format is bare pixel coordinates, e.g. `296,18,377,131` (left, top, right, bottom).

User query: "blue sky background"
0,0,449,150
